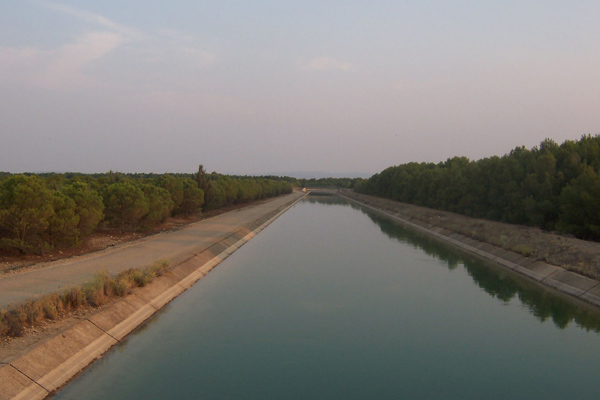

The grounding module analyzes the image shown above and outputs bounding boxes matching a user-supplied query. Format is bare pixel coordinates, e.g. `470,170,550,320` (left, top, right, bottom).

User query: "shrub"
111,274,134,297
83,271,114,307
61,287,86,310
0,260,170,339
512,244,535,257
148,259,170,277
22,299,44,325
132,269,150,287
1,309,26,337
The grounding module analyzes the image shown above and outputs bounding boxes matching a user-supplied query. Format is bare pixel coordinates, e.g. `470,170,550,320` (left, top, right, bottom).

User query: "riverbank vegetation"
356,135,600,241
0,166,293,255
295,177,363,189
0,260,171,338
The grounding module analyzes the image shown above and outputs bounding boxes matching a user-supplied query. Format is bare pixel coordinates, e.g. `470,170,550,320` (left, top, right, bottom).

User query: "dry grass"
0,260,170,339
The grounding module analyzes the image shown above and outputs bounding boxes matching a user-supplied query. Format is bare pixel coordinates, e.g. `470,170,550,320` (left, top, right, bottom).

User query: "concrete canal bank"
339,191,600,308
0,191,306,400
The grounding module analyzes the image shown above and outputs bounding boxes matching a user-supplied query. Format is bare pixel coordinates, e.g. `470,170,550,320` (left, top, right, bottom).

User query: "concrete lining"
340,192,600,308
0,192,306,400
581,286,600,305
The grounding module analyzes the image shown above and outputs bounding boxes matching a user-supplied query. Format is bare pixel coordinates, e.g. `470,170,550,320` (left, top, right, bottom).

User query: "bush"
22,299,44,325
61,287,86,310
1,309,26,337
147,259,170,277
112,273,134,296
83,271,115,307
41,295,61,320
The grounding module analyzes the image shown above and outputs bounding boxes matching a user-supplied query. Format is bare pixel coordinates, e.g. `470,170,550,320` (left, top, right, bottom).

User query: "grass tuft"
0,259,170,339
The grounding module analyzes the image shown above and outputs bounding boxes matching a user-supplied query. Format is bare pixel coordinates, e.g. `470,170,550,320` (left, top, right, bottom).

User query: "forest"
295,177,363,189
355,134,600,241
0,166,293,255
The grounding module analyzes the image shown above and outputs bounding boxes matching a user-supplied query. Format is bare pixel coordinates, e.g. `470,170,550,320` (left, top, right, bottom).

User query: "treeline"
228,175,363,189
355,134,600,240
296,177,363,188
0,166,292,254
200,171,293,211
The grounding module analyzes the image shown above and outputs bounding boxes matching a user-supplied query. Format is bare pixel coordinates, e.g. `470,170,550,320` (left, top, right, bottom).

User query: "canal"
54,196,600,399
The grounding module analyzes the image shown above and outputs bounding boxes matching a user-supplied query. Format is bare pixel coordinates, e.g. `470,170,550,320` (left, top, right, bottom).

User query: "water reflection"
54,194,600,400
328,198,600,333
304,195,351,205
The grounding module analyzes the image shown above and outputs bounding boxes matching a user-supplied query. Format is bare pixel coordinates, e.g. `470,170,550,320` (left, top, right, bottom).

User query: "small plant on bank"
0,260,170,339
61,287,86,310
40,294,62,320
512,244,535,258
111,273,134,296
83,271,114,307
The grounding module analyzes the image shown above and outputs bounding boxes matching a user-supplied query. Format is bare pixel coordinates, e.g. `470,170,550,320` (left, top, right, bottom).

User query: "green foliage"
62,181,105,236
46,191,79,247
203,173,293,211
195,164,211,196
103,181,149,233
297,177,363,189
356,135,600,241
557,167,600,240
0,175,55,253
180,178,205,215
0,169,293,253
155,174,184,212
140,184,174,227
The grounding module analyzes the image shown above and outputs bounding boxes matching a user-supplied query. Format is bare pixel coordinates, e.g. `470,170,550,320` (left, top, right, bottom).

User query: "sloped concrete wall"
339,192,600,307
0,193,306,400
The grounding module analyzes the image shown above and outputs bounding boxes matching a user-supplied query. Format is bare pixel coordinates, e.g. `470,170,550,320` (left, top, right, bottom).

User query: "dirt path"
0,192,304,308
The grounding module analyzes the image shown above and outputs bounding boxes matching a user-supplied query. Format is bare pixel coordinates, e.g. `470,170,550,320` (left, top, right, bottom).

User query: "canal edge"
338,192,600,308
0,192,308,400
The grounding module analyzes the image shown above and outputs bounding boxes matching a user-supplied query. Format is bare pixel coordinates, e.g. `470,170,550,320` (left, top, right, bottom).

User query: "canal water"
54,197,600,399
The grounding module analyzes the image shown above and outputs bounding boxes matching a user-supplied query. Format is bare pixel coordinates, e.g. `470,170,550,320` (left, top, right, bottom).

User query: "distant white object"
302,188,307,192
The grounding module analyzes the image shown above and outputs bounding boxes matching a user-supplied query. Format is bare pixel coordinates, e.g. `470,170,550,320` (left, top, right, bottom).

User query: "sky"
1,1,600,177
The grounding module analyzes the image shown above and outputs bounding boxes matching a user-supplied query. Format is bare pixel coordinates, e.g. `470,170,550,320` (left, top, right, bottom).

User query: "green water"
54,197,600,399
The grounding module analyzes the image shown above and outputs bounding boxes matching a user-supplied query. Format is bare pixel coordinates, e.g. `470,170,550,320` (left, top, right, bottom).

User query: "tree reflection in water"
305,195,600,333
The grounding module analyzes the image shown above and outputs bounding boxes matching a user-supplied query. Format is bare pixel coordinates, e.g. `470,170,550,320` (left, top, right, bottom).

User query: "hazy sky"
2,1,599,176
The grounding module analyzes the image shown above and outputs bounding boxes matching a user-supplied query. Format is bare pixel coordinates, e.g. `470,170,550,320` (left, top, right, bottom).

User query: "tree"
62,181,105,236
46,191,79,247
140,184,174,227
195,165,210,194
180,179,204,216
557,167,600,240
195,165,217,208
103,181,149,233
156,174,184,213
0,175,55,253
